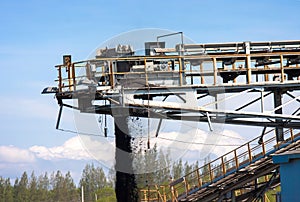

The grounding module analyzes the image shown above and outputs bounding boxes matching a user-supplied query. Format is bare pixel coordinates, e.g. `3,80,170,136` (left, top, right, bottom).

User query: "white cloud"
0,145,36,163
0,135,112,166
30,136,92,161
77,135,116,167
0,136,97,184
25,125,245,170
0,126,246,177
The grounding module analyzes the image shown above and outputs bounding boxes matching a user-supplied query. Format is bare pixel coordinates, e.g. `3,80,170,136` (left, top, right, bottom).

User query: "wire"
57,94,253,147
57,128,115,138
57,128,246,147
156,136,243,147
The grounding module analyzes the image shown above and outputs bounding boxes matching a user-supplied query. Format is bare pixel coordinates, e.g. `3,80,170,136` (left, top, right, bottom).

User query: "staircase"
140,129,300,201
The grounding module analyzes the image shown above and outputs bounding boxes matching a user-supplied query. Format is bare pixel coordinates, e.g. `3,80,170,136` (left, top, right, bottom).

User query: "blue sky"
0,0,300,183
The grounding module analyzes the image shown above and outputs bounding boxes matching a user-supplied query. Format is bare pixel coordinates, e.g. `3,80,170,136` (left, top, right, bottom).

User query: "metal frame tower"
43,39,300,201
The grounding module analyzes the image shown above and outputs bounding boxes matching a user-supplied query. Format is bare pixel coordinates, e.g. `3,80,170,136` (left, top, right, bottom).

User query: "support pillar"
114,115,138,202
273,90,284,142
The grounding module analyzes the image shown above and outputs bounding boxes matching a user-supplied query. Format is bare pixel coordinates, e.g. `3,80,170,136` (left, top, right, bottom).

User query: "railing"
54,52,300,93
140,128,300,202
140,185,167,202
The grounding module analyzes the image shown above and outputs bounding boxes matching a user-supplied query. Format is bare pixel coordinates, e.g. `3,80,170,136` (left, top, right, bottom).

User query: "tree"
95,187,116,202
4,178,13,202
133,143,174,191
184,161,193,176
0,177,13,202
192,161,199,172
172,159,183,179
37,172,50,202
202,156,211,183
49,170,79,202
14,172,29,202
50,170,65,201
155,148,171,185
95,167,107,189
64,171,79,202
134,144,156,188
80,164,108,202
29,171,39,202
107,167,116,187
0,177,6,201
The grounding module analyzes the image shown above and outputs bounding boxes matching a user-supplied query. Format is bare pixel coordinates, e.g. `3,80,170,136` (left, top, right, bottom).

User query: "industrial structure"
43,33,300,201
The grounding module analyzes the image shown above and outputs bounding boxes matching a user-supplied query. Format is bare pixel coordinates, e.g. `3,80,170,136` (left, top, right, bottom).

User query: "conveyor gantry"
43,39,300,142
42,39,300,202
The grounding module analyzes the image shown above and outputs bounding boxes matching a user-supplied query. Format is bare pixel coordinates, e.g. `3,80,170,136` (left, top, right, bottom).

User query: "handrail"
54,51,300,67
53,51,300,93
140,128,300,201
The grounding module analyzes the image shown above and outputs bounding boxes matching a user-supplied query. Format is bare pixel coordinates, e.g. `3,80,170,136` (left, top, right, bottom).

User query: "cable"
57,94,277,147
156,136,243,147
57,128,115,138
56,128,246,147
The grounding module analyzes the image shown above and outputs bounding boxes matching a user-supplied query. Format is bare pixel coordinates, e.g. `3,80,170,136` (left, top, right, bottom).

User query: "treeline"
0,164,115,202
133,144,200,188
0,147,201,202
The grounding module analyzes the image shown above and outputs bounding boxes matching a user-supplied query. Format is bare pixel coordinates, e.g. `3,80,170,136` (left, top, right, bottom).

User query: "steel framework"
43,39,300,201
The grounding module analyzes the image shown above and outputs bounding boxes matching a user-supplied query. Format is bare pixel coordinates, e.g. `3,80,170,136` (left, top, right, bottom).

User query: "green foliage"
29,172,38,202
79,163,108,202
0,163,114,202
1,170,80,202
37,172,50,201
96,186,117,202
107,167,115,187
14,171,29,202
0,159,209,202
50,170,79,202
134,145,173,188
172,159,183,179
184,161,193,176
0,177,13,202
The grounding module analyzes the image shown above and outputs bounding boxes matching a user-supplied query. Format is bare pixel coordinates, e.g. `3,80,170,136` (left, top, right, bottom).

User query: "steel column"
274,90,284,141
